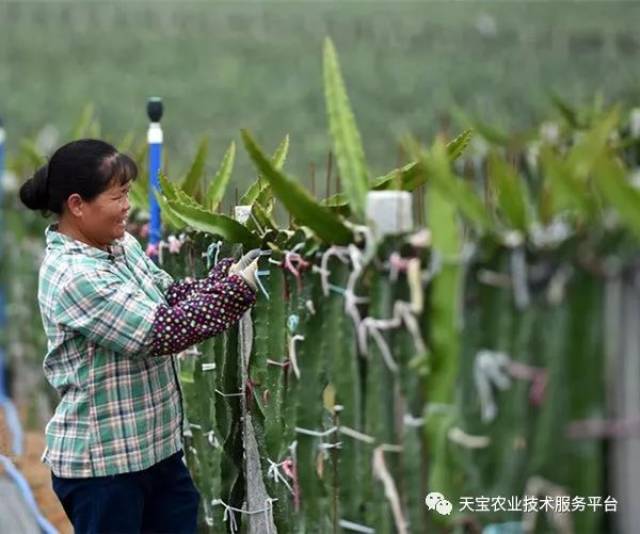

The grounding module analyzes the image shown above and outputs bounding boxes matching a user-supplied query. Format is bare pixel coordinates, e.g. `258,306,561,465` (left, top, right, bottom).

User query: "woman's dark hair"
19,138,138,217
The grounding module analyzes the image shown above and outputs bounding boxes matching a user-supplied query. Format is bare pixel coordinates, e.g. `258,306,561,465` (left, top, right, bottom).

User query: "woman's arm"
138,242,236,306
54,267,256,358
150,273,255,356
163,258,235,306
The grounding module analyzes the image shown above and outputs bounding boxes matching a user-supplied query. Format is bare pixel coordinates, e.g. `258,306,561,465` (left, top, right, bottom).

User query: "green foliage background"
3,0,640,195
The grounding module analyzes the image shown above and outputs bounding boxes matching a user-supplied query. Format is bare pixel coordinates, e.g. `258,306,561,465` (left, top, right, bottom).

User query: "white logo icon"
425,491,453,516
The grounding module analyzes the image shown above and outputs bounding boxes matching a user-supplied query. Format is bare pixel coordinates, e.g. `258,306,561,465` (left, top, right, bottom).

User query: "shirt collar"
45,223,126,260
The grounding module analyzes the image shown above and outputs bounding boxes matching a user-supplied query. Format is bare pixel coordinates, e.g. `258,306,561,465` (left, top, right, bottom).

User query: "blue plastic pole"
147,97,163,262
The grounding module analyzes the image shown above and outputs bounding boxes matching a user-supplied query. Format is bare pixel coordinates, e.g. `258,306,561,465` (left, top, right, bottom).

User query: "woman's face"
92,180,132,242
60,179,131,250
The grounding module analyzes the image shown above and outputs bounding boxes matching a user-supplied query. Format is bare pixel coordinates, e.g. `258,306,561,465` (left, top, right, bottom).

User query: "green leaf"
129,181,149,213
427,142,467,258
89,120,102,140
488,151,533,232
205,141,236,211
255,182,274,215
170,174,205,210
566,107,620,179
180,136,209,198
242,129,353,245
128,140,150,214
592,154,640,239
71,103,96,139
166,198,260,247
322,163,420,213
159,172,179,202
239,178,264,207
323,37,369,219
549,91,582,128
379,131,473,191
271,134,290,171
451,105,509,146
424,157,464,509
372,162,420,191
539,146,586,218
117,131,136,154
129,163,150,214
258,134,288,215
176,188,204,210
539,141,601,222
408,137,493,233
152,189,186,231
133,139,148,166
446,128,474,162
252,202,278,233
322,130,473,210
245,134,290,230
18,139,45,167
239,135,289,206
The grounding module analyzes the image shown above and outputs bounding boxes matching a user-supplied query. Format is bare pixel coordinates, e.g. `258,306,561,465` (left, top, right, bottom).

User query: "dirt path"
0,409,72,534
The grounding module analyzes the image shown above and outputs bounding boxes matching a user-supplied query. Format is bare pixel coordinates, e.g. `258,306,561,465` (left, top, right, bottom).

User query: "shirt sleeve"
163,258,234,306
149,273,257,357
54,270,160,358
141,251,175,294
54,267,257,359
135,237,235,306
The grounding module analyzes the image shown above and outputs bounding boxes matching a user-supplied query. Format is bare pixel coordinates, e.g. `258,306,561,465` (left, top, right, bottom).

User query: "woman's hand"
229,249,261,275
236,257,259,291
229,249,261,291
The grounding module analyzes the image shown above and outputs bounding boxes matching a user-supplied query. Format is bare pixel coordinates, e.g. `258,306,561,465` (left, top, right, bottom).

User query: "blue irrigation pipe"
147,97,164,264
0,116,23,457
483,522,524,534
0,120,53,534
0,455,58,534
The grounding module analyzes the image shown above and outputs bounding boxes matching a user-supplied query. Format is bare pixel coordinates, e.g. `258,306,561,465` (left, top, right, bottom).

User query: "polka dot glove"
150,271,257,357
164,257,235,306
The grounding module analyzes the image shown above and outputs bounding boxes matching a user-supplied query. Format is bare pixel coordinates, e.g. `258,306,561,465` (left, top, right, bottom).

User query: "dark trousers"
51,449,200,534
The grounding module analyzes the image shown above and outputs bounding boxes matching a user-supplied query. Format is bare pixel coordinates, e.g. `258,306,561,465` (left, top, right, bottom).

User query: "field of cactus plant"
4,36,640,533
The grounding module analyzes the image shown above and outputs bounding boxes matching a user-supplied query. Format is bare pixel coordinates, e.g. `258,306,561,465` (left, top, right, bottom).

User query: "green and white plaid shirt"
39,223,185,478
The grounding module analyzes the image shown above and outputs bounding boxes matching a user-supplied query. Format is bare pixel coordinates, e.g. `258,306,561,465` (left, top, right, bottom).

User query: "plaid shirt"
38,223,221,478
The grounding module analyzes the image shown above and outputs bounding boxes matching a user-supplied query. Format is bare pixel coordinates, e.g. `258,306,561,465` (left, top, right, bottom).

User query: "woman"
19,138,260,533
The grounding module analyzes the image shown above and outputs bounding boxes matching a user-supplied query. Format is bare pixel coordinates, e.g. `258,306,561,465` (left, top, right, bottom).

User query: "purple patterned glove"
164,258,235,306
150,272,257,357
